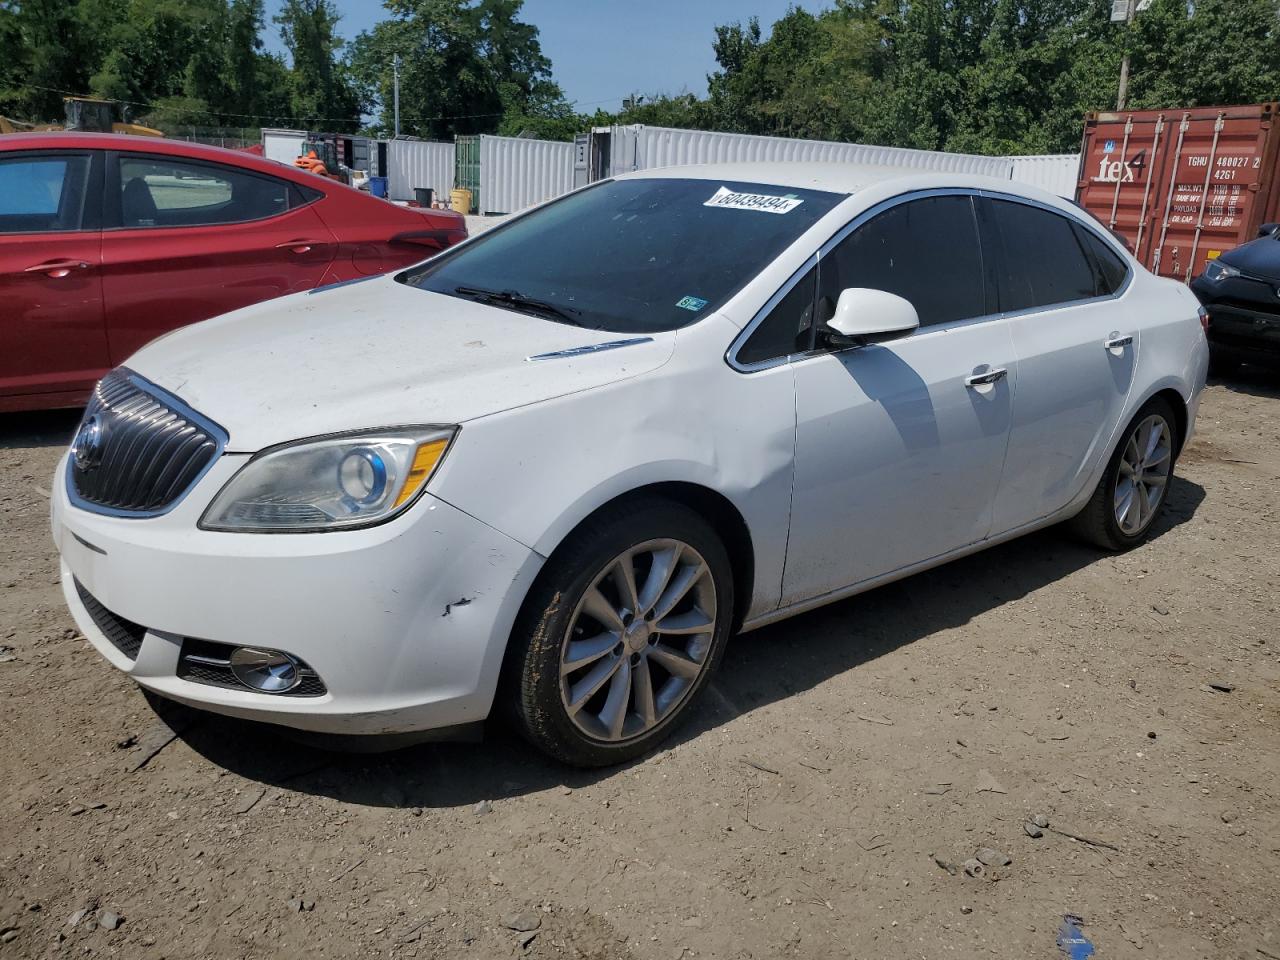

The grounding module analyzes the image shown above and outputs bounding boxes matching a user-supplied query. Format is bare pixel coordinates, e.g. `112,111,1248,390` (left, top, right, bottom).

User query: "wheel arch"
1131,382,1191,454
532,481,757,634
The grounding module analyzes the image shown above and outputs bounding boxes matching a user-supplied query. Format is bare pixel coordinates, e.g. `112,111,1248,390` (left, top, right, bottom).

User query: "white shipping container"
605,125,1015,180
479,135,574,215
387,139,454,203
1007,154,1081,198
261,128,306,167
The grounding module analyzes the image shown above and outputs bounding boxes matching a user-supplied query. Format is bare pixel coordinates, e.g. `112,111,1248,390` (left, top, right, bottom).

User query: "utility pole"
1115,0,1137,110
393,54,401,138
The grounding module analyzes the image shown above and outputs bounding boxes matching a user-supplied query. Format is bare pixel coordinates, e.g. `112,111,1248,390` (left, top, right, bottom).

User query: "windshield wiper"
454,285,585,326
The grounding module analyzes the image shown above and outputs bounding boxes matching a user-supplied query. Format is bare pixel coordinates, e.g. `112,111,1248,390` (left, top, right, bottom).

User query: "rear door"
0,150,107,403
980,195,1138,535
100,151,337,363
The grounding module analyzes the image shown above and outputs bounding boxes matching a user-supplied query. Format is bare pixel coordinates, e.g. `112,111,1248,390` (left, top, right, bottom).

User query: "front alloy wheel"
507,498,733,766
560,539,717,743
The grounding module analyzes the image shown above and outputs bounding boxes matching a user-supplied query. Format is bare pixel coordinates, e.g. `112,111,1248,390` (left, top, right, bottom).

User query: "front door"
782,193,1016,605
0,150,107,403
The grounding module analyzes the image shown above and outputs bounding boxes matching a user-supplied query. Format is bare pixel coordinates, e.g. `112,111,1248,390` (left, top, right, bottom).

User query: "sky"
263,0,817,112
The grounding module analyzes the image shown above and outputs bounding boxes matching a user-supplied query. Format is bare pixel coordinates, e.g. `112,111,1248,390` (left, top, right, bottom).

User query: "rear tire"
505,498,733,767
1068,397,1180,551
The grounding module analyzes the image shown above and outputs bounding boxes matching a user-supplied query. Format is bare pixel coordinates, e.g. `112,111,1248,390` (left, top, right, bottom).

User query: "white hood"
128,275,675,451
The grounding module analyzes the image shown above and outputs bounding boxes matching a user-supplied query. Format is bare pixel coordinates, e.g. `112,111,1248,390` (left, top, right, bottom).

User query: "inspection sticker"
703,185,804,214
676,295,709,311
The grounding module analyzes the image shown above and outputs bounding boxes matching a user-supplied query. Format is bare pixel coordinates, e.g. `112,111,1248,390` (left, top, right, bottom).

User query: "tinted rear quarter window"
117,156,291,228
1077,226,1129,295
990,199,1098,311
818,195,986,327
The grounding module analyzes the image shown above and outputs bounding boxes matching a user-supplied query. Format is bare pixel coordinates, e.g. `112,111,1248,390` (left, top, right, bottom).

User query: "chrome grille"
69,369,226,516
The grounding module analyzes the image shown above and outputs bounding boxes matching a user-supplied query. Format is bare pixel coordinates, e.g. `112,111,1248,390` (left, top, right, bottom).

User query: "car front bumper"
1192,282,1280,361
51,452,543,735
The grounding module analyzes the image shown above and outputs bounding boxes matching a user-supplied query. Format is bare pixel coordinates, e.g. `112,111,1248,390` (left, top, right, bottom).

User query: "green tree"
348,0,557,139
0,0,103,120
274,0,360,129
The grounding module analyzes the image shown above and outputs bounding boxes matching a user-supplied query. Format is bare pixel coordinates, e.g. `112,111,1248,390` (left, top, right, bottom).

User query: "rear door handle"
24,259,90,278
965,367,1008,387
275,239,325,254
1105,334,1134,350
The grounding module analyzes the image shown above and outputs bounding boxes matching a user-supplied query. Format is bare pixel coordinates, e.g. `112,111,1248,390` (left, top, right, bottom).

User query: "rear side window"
1077,226,1129,295
990,200,1099,311
117,156,291,228
738,265,817,365
0,155,90,233
818,195,986,327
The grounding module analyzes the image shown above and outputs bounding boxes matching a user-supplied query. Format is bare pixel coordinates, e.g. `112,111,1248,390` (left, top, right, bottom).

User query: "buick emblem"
72,414,105,471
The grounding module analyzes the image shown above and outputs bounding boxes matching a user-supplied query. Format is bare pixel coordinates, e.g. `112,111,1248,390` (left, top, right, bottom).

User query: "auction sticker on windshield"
704,186,804,214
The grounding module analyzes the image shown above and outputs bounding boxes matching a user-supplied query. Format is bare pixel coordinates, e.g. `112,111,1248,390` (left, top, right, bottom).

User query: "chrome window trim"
726,186,1134,374
64,369,229,519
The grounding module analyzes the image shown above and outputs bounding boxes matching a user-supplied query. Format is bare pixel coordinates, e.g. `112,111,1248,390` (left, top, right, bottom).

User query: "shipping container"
477,135,574,215
1077,103,1280,281
261,128,306,167
596,125,1016,180
1008,154,1080,198
386,138,454,204
455,135,481,212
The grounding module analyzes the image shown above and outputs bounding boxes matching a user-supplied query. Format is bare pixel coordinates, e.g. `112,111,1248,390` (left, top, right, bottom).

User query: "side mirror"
1258,222,1280,239
824,287,920,348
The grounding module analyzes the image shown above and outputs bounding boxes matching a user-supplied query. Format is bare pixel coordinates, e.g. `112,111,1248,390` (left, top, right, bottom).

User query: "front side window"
817,195,987,328
400,178,844,334
989,199,1099,311
0,154,90,234
117,156,290,228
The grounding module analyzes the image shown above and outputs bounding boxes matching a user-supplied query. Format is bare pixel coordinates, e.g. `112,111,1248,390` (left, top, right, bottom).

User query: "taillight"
1198,306,1210,331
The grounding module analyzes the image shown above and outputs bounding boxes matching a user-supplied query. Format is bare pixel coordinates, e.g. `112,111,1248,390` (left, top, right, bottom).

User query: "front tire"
506,498,733,767
1068,397,1180,551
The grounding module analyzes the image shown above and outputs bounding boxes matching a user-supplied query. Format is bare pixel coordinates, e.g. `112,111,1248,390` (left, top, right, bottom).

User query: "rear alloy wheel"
507,499,733,766
1113,414,1173,536
1069,397,1179,550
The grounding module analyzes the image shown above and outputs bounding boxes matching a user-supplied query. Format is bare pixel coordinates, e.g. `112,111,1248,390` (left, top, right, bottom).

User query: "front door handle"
965,367,1008,388
275,239,325,254
24,259,90,278
1105,334,1134,350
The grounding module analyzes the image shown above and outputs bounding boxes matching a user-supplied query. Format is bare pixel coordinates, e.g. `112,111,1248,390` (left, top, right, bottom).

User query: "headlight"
200,427,455,532
1203,259,1241,282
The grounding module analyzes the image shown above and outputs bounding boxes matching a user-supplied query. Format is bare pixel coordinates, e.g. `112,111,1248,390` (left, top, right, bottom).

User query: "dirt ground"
1,375,1277,960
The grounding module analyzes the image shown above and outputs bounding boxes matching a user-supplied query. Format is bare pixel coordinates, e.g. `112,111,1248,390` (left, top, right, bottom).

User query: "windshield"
399,178,844,333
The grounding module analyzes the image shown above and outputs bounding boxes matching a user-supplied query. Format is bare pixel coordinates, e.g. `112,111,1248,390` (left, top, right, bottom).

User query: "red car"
0,133,466,412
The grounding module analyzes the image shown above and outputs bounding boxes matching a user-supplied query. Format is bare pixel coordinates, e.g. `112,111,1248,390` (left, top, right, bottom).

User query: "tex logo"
1096,155,1143,183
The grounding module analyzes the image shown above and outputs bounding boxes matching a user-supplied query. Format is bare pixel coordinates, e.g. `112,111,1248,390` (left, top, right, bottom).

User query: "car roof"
0,131,311,184
618,160,1039,201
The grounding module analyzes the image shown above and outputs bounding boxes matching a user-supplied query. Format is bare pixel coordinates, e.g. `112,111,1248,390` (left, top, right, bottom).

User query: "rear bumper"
52,452,543,735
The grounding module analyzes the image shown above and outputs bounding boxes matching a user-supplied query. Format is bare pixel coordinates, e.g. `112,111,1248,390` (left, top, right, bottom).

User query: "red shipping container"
1076,103,1280,282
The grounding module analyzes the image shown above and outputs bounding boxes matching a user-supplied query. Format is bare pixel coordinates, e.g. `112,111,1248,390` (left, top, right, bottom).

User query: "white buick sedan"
52,163,1208,766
